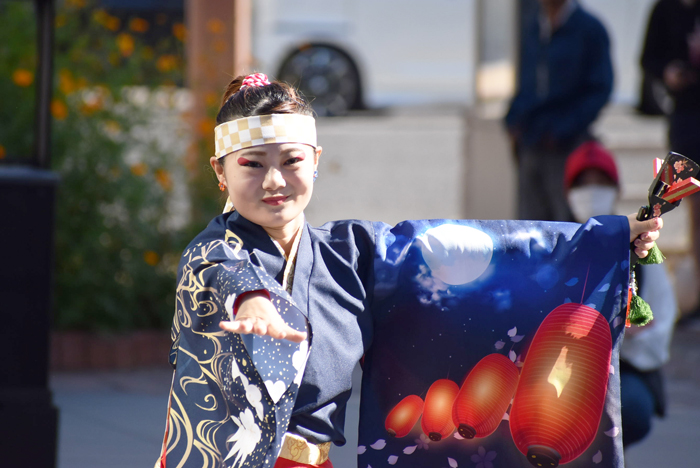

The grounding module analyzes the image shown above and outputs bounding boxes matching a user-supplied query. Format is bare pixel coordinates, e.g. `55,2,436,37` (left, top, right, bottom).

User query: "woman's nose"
262,167,286,190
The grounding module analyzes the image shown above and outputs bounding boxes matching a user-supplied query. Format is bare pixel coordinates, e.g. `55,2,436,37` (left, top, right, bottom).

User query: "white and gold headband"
214,114,317,159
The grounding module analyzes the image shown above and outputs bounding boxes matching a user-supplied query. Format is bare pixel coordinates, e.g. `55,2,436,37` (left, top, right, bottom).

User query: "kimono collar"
270,220,304,293
224,211,306,295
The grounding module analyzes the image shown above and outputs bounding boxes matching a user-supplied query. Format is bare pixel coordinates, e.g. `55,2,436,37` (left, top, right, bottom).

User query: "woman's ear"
314,146,322,169
210,156,225,181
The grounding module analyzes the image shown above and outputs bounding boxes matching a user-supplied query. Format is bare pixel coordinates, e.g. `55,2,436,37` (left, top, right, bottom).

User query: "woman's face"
211,142,321,232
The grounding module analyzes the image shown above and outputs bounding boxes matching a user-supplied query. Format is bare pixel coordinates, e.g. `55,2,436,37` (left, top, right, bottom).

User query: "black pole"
35,0,55,169
0,1,59,466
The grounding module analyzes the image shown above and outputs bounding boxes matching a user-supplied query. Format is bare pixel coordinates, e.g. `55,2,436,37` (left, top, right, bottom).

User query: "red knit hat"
564,141,619,191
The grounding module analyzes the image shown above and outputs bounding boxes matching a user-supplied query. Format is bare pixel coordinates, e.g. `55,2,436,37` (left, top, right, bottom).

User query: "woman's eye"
237,157,262,168
285,156,304,165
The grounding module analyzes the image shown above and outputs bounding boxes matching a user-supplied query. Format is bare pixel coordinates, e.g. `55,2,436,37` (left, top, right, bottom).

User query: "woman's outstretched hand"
628,215,663,259
219,291,308,343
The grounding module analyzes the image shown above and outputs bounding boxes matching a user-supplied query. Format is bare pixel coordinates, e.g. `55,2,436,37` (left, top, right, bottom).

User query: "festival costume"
159,74,635,467
158,211,633,468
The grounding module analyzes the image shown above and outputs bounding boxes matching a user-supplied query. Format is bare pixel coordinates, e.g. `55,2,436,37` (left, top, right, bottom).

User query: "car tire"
277,44,362,117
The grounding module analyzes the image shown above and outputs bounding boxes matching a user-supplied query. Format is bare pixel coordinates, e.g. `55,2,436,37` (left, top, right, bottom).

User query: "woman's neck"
263,217,304,258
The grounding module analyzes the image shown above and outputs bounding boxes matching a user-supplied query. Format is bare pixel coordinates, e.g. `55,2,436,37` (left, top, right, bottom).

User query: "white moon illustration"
417,224,494,285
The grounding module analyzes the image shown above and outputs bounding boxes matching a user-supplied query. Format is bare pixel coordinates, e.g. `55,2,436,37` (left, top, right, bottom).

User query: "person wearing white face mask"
564,141,620,223
564,141,679,448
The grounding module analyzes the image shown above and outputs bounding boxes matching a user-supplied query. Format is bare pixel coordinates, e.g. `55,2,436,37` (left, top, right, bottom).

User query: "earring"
219,181,226,191
313,170,318,182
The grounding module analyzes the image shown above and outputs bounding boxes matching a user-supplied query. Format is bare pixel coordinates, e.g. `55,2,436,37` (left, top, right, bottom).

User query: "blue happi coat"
159,212,631,468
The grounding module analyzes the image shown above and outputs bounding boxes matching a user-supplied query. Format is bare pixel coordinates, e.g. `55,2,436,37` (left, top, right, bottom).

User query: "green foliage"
0,0,198,331
0,2,37,160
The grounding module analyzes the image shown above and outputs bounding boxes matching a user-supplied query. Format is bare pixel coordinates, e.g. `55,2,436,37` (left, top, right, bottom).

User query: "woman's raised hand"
219,291,308,343
628,215,663,259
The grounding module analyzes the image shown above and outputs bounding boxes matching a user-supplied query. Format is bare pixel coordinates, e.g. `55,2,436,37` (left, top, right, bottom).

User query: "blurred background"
1,0,699,467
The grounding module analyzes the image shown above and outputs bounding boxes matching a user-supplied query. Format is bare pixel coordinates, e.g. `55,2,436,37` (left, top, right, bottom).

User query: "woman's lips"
262,195,288,206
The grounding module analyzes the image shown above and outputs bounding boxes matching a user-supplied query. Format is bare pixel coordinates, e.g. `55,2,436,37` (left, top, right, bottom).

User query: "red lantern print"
509,303,613,467
421,379,459,441
452,353,519,439
385,395,424,438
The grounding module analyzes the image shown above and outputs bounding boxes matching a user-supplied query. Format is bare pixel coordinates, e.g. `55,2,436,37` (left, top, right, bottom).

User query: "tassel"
629,294,653,326
626,265,654,327
637,242,665,265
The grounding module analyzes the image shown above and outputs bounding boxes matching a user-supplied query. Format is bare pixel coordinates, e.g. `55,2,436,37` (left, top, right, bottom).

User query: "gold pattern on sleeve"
225,229,244,254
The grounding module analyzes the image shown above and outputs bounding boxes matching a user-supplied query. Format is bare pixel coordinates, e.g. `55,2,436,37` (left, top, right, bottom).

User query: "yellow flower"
156,54,178,72
143,251,160,266
104,120,121,136
105,15,121,31
0,145,6,160
12,69,34,87
116,33,135,57
172,22,187,41
129,17,149,33
51,99,68,120
130,162,147,177
93,9,108,26
155,168,173,191
206,18,224,34
80,99,103,115
58,69,75,95
55,14,67,28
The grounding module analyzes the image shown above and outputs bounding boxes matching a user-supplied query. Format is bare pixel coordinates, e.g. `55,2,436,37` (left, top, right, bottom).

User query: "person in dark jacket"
641,0,700,314
506,0,613,221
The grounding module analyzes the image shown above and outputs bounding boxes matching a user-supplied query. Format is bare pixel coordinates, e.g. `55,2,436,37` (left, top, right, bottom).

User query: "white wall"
581,0,658,105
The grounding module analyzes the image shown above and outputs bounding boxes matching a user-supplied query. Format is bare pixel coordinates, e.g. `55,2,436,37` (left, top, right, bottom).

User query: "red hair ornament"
241,72,271,89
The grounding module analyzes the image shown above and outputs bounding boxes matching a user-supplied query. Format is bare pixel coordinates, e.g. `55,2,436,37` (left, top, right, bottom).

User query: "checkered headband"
214,114,317,159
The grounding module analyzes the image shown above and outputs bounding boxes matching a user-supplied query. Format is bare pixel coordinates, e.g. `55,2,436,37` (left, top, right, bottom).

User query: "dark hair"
216,75,313,124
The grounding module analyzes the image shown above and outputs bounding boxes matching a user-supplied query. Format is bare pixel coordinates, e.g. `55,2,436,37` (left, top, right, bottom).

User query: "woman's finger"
635,247,649,258
283,328,308,343
219,318,307,342
628,215,663,242
219,320,241,333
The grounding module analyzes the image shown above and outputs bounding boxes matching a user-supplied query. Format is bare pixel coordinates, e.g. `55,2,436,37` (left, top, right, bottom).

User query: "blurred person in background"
564,141,678,448
641,0,700,316
506,0,613,221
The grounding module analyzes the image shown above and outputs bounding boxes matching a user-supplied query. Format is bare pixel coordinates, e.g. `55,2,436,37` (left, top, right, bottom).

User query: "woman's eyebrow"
280,147,306,155
237,150,268,157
